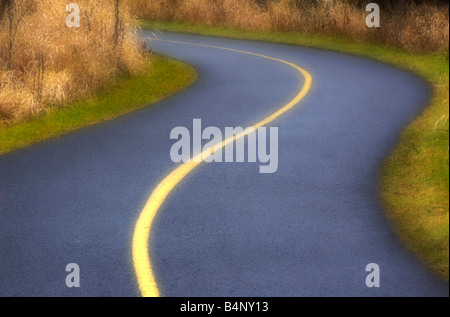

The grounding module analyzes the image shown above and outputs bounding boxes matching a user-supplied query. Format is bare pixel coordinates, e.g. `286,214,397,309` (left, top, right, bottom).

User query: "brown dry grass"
126,0,449,53
0,0,145,122
1,1,448,123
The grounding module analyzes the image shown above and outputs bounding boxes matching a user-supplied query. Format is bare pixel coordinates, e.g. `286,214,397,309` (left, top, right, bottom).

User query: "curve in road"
0,31,447,297
132,39,312,297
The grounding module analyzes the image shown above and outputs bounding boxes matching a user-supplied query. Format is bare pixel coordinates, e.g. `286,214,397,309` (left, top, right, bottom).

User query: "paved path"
0,32,447,296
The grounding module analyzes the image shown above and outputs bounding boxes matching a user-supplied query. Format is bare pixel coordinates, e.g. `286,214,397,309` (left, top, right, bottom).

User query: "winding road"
0,31,448,297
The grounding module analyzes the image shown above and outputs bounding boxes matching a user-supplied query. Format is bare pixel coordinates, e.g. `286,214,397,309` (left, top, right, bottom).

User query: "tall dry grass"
126,0,449,53
0,0,145,122
1,1,447,122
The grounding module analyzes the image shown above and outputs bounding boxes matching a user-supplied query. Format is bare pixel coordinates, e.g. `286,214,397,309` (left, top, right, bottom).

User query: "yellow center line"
132,38,313,297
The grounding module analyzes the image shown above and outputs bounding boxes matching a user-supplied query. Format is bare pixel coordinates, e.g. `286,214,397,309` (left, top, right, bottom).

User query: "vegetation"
0,0,145,122
0,54,196,154
127,0,449,53
0,1,196,154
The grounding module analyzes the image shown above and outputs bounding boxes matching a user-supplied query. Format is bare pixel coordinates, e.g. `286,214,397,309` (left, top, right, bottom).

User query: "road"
0,31,448,297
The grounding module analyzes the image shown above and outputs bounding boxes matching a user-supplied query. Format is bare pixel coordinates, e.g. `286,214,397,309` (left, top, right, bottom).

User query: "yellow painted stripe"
132,39,313,297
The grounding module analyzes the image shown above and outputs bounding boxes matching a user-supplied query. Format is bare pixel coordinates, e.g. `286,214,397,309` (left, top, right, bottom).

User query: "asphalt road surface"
0,31,448,297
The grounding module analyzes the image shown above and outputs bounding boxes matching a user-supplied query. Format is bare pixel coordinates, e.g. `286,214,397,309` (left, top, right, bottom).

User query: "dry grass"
0,0,146,122
2,1,447,122
126,0,449,53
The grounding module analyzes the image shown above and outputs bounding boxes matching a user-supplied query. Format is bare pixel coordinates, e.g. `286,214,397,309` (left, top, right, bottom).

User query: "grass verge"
0,54,197,155
140,20,449,280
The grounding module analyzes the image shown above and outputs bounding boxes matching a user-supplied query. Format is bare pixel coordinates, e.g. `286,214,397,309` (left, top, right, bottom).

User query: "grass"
140,20,449,281
128,0,449,53
0,0,146,121
0,54,197,155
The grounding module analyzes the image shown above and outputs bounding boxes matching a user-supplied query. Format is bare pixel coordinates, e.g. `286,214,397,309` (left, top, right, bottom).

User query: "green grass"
0,54,197,155
140,20,449,280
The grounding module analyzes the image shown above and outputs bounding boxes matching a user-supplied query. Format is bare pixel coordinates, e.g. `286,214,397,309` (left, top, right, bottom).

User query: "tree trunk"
0,0,12,21
113,0,120,48
7,1,14,67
